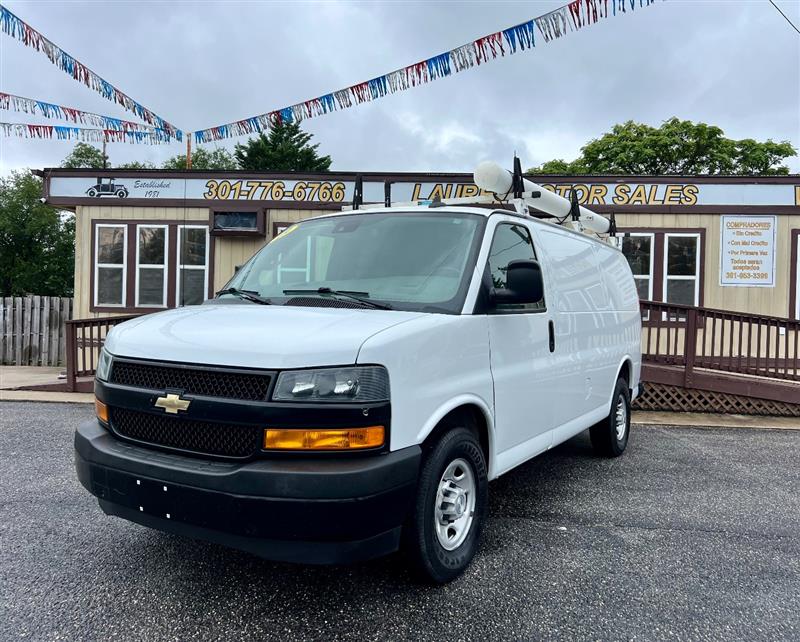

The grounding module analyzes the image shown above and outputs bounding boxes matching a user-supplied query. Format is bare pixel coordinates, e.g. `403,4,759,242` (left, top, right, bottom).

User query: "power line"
769,0,800,36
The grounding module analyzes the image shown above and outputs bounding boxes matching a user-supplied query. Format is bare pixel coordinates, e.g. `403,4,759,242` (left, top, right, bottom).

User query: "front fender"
415,394,497,479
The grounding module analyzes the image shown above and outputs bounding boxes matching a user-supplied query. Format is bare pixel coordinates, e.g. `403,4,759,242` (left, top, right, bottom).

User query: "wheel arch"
415,395,495,479
611,356,635,406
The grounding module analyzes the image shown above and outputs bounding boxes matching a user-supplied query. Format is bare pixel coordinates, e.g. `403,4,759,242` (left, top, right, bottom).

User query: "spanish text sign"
720,215,776,287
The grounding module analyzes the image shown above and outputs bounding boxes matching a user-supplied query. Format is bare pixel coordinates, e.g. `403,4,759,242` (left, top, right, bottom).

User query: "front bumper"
75,420,421,564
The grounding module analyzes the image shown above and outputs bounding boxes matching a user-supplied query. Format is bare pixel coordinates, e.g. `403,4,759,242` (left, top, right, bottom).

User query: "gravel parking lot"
1,402,798,641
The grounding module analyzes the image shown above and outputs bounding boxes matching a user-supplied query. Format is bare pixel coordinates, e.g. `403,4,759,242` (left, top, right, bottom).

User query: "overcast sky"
1,0,798,175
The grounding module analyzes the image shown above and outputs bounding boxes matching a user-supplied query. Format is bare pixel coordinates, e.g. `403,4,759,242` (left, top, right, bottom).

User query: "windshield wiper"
216,287,272,305
282,287,393,310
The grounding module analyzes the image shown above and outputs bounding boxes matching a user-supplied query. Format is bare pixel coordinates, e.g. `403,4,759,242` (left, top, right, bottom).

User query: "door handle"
548,320,555,353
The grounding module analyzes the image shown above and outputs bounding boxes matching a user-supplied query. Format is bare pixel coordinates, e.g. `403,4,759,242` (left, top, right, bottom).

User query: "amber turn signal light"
95,397,109,423
264,426,385,451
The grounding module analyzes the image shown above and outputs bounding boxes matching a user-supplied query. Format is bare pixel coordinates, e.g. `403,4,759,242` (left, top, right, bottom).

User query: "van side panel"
594,241,643,393
533,225,640,446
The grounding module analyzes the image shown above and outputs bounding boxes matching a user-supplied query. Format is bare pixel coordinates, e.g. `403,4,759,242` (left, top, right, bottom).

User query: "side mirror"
492,259,544,306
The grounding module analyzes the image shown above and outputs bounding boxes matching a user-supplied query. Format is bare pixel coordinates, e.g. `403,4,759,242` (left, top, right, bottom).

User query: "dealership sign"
48,175,800,207
719,215,777,287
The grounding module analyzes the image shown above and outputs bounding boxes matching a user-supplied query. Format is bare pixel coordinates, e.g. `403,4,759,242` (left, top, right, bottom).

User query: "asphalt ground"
1,402,798,641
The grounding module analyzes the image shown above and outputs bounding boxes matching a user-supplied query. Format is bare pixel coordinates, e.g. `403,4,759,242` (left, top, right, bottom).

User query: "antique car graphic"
86,178,129,198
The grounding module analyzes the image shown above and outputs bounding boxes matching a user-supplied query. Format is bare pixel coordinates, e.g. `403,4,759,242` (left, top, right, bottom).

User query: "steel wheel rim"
434,457,476,551
615,394,627,441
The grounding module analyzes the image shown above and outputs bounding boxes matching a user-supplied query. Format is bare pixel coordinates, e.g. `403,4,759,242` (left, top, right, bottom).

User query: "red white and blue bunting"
0,4,182,140
0,93,162,133
0,121,173,144
194,0,659,143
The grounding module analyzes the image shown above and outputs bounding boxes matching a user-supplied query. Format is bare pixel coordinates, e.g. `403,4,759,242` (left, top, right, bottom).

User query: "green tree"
234,121,332,171
61,142,107,169
162,147,238,170
0,171,75,296
528,158,588,175
118,160,156,169
528,119,796,175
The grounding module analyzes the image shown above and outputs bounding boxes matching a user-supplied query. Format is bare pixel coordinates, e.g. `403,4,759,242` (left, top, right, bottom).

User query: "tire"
116,189,127,198
403,426,488,584
590,377,631,457
87,188,97,197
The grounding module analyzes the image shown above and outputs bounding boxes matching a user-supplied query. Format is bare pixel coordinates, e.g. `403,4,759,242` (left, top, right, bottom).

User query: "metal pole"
186,136,192,169
102,138,108,169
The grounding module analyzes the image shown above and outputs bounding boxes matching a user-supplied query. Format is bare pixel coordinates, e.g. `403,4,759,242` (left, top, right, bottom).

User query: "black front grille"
110,407,262,458
110,360,271,401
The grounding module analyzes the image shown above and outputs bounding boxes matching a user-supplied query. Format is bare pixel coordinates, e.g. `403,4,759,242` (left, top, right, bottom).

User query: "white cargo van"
76,199,642,583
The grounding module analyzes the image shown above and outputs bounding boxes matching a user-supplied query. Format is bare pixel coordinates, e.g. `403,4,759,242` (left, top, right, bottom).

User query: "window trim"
790,229,800,320
210,208,266,237
135,224,169,308
93,224,127,308
176,224,211,307
272,221,295,238
624,232,655,302
619,227,705,308
90,219,215,314
484,221,547,315
663,232,701,307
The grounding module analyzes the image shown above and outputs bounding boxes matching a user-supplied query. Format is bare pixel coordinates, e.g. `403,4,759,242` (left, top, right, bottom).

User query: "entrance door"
795,233,800,320
486,220,556,474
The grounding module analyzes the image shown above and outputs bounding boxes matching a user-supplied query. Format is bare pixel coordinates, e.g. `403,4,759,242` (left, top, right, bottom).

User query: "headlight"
272,366,389,403
96,349,113,382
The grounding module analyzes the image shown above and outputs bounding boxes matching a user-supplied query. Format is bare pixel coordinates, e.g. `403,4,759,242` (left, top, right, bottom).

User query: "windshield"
224,212,484,313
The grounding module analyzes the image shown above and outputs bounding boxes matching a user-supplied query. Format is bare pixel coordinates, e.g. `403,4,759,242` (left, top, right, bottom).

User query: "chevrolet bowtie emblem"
154,393,191,414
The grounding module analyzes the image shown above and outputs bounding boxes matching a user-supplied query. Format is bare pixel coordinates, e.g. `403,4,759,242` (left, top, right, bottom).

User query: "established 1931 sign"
719,215,777,287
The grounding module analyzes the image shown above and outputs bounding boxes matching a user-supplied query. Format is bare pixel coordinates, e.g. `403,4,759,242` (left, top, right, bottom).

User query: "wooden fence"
1,296,73,366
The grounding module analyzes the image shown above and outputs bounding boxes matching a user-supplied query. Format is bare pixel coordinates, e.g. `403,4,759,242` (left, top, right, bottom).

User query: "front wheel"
403,427,488,584
590,377,631,457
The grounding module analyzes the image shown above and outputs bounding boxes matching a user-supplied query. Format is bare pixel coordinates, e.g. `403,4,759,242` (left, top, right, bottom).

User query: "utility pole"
102,138,108,169
186,136,192,169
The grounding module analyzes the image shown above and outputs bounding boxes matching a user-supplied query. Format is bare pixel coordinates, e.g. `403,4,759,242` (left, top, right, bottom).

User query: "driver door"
486,221,557,473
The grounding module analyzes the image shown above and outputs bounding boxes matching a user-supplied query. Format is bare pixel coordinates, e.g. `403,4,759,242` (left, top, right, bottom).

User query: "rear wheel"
87,188,97,197
590,377,630,457
403,427,488,584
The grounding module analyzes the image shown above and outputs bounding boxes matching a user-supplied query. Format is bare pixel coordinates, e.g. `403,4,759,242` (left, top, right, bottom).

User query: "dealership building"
40,169,800,322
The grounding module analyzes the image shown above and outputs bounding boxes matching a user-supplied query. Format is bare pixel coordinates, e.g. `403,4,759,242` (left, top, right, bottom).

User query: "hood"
104,303,425,369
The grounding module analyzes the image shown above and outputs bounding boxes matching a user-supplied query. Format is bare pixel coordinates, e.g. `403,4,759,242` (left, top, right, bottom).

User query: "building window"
177,226,209,306
91,221,211,312
620,229,704,315
94,224,127,307
211,210,265,236
136,225,168,307
621,233,654,301
664,233,700,306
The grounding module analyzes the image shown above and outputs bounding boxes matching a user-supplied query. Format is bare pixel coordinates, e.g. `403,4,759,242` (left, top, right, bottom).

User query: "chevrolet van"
75,202,642,583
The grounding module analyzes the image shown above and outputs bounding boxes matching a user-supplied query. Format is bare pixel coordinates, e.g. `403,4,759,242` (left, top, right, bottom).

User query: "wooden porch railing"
65,315,139,391
64,303,800,399
639,301,800,402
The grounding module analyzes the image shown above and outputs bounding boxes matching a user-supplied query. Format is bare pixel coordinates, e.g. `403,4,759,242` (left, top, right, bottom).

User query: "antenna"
569,188,581,222
352,174,363,210
512,156,524,199
384,180,392,207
